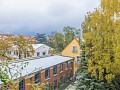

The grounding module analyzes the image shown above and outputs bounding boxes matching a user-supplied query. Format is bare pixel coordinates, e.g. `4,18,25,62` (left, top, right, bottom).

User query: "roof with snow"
0,55,73,85
32,44,45,49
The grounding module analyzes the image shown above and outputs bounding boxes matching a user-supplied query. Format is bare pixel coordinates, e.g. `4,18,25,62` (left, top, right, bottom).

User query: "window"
53,66,57,75
9,51,11,55
35,73,40,84
60,76,63,86
72,46,77,53
16,51,18,56
37,52,40,56
70,61,73,68
45,69,50,79
65,74,68,83
14,51,18,56
46,84,50,90
66,62,68,69
19,80,24,90
70,71,73,79
30,77,32,84
27,52,30,57
14,51,16,55
60,64,63,72
7,51,11,55
76,56,80,64
43,51,46,55
54,80,57,90
63,77,66,83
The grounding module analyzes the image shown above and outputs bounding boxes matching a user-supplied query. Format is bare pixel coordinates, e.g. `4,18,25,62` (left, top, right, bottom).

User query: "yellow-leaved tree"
83,0,120,83
13,35,34,59
0,35,35,89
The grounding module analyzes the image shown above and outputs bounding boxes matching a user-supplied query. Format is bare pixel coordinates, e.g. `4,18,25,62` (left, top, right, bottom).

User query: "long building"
0,55,74,90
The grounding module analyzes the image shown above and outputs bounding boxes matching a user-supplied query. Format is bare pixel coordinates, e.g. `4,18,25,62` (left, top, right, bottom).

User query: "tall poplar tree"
77,0,120,89
83,0,120,83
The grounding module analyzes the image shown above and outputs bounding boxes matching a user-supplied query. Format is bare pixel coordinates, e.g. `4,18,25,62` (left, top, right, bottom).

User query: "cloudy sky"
0,0,100,35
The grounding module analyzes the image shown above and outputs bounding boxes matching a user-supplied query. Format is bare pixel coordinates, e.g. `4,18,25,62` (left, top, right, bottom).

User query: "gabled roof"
31,44,44,50
61,38,80,53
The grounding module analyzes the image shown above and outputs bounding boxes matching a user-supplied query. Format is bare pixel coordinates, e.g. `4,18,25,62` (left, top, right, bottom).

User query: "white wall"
33,45,51,57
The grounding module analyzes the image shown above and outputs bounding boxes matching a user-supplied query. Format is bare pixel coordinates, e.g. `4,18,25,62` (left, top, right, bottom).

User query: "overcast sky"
0,0,100,35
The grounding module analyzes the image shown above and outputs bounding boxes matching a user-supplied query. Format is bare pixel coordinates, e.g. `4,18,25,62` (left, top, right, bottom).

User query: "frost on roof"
0,55,73,85
31,44,44,49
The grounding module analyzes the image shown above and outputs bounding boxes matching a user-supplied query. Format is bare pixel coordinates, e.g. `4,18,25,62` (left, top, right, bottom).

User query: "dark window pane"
19,80,24,90
35,73,40,83
53,66,57,75
45,69,50,79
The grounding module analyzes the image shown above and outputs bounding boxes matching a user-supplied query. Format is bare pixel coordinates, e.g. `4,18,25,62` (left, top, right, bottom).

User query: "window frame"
66,62,68,70
60,63,63,72
45,69,50,80
19,80,25,90
30,77,32,84
53,65,57,75
65,73,68,83
70,71,73,79
46,84,50,90
54,80,57,90
60,76,63,86
70,61,73,69
72,46,77,53
37,52,40,56
35,73,40,84
76,56,80,64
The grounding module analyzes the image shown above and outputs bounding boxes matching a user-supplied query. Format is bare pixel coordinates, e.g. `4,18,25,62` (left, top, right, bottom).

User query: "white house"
6,44,54,60
7,45,33,59
32,44,53,57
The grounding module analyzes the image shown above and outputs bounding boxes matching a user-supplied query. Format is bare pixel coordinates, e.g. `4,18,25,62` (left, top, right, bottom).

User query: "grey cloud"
0,0,100,35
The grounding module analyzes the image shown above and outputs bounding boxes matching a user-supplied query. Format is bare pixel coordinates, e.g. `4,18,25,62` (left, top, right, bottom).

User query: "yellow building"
61,38,81,75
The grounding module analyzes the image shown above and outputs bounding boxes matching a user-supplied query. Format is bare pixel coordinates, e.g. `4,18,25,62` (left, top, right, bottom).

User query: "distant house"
32,44,54,57
0,33,13,40
8,45,33,60
6,44,55,60
23,36,36,44
61,38,81,75
0,34,36,44
0,55,74,90
8,45,19,59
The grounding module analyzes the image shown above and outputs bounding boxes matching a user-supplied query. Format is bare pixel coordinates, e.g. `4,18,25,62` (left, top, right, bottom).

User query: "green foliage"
76,0,120,89
14,35,34,59
63,26,76,46
47,32,64,52
0,36,32,89
83,0,120,83
0,36,13,60
36,26,80,52
76,45,116,90
35,33,47,44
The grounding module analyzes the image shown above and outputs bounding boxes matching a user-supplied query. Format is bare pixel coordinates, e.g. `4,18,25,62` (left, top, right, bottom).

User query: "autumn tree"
14,35,34,59
76,43,116,90
80,0,120,89
47,32,64,52
0,36,29,89
0,36,13,60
